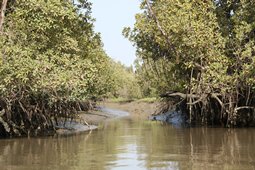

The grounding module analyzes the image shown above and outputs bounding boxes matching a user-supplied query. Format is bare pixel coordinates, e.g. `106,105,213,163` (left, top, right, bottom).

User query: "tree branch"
0,0,8,33
211,93,224,108
145,0,178,62
234,106,254,112
160,92,200,99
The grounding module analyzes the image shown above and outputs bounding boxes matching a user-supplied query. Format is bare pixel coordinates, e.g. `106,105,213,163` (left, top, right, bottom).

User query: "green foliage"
0,0,118,136
109,61,142,99
125,0,255,126
0,0,111,100
125,0,227,94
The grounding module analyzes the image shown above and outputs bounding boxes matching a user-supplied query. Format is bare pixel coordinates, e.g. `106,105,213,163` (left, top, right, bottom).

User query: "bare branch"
145,0,178,62
160,92,200,99
187,96,204,105
211,93,224,108
0,0,8,33
235,106,254,112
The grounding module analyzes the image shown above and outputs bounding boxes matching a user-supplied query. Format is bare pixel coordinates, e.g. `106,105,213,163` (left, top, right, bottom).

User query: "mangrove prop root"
0,97,93,138
160,91,255,127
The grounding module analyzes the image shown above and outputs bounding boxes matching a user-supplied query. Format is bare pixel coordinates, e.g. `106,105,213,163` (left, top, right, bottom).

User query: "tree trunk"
145,0,179,63
0,0,8,33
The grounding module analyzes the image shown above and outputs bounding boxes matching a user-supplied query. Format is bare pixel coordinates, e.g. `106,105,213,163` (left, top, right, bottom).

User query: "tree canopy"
125,0,255,127
0,0,138,137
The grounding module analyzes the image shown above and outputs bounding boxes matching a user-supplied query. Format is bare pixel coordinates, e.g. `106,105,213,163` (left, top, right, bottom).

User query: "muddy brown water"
0,107,255,170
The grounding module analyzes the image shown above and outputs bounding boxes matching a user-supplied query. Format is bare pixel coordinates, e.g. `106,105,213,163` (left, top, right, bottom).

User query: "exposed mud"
56,101,164,135
99,101,159,119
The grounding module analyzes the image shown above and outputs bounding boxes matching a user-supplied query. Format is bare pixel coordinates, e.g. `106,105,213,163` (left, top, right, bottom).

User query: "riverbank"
56,109,115,135
56,100,159,135
2,102,255,170
99,100,159,119
82,100,159,123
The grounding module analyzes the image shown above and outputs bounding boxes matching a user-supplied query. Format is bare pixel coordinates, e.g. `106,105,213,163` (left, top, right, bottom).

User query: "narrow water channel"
0,108,255,170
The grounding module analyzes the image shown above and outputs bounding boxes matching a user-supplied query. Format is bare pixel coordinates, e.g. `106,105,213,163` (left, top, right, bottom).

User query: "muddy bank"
150,110,188,127
98,100,187,127
53,101,160,136
78,100,160,127
56,109,116,136
55,121,97,136
99,101,159,119
0,100,177,137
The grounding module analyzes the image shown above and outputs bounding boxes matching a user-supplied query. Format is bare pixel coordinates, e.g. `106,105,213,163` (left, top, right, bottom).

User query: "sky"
91,0,141,66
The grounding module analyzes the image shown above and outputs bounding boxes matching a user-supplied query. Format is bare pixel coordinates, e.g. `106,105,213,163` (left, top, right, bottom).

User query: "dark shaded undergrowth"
0,95,94,138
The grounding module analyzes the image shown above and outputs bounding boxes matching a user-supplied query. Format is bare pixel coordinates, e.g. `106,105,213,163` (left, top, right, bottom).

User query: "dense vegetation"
125,0,255,127
109,61,141,99
0,0,140,137
1,0,254,138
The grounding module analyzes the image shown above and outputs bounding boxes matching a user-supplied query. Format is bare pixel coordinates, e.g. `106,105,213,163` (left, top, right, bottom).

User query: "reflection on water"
0,110,255,170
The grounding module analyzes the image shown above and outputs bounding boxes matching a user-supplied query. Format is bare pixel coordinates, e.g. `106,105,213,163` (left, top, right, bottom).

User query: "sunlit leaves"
0,0,115,104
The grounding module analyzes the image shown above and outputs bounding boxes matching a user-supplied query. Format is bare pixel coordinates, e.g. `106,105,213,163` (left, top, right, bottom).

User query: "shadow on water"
0,107,255,170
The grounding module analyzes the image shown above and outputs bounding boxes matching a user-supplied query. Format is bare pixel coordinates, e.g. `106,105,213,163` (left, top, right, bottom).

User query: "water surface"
0,108,255,170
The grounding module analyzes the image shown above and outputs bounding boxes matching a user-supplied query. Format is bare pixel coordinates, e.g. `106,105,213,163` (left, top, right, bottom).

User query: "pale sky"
91,0,141,66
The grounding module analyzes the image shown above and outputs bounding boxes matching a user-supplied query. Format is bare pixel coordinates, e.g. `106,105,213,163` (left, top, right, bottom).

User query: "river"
0,107,255,170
